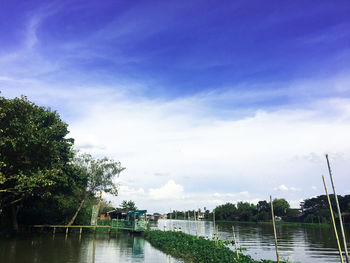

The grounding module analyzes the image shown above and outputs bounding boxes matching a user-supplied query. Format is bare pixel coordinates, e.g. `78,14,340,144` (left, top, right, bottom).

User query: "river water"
1,220,349,262
0,231,182,263
156,219,350,263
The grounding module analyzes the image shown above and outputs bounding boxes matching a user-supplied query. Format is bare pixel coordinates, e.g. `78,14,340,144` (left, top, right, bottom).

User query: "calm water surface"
0,231,182,263
1,221,349,263
156,219,350,263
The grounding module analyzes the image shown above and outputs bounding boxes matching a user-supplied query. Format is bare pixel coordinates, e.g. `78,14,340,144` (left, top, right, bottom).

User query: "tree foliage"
72,153,125,197
120,200,137,211
272,198,290,217
0,96,125,230
0,96,74,229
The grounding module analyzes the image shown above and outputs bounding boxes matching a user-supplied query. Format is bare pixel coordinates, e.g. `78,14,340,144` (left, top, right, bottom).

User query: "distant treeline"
168,195,350,224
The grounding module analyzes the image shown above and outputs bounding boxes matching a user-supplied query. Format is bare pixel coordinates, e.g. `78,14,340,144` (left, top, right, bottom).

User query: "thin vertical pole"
326,154,349,263
194,210,198,238
183,210,186,234
270,196,279,263
213,211,215,235
188,211,191,235
322,175,344,263
197,209,200,237
232,225,239,259
216,225,219,247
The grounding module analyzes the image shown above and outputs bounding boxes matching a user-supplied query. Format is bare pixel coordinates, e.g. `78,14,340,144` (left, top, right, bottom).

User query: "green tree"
120,200,137,211
0,96,74,230
67,153,125,225
237,201,257,221
214,203,237,221
273,198,290,217
257,200,270,221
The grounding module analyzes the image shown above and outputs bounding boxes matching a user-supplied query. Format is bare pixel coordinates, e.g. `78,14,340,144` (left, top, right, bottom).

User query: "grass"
143,230,289,263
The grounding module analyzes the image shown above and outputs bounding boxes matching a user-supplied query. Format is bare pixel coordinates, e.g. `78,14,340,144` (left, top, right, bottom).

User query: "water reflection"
0,232,183,263
156,219,350,263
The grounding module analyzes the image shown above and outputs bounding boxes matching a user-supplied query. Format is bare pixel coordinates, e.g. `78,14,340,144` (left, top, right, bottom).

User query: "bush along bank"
143,230,288,263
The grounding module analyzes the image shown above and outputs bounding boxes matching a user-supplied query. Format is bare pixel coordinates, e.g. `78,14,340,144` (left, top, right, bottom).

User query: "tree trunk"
68,199,85,226
11,204,19,232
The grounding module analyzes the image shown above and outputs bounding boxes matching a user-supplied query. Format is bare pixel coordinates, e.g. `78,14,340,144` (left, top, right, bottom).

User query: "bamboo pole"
170,208,172,231
188,211,191,235
197,209,200,237
232,225,239,259
322,175,344,263
183,210,186,233
213,210,215,239
326,154,349,263
194,210,198,238
270,196,279,263
216,225,219,247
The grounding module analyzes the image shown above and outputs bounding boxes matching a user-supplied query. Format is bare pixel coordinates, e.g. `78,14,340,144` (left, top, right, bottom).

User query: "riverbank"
143,230,287,263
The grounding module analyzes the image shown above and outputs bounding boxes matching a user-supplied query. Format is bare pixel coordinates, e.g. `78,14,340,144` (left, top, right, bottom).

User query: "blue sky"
1,1,350,212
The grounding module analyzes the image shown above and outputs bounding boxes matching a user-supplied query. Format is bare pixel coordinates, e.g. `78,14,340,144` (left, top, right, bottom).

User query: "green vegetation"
211,195,350,225
120,200,137,211
0,96,125,232
143,230,286,263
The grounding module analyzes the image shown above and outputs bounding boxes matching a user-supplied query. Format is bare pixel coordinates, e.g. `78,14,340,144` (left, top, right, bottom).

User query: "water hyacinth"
143,230,288,263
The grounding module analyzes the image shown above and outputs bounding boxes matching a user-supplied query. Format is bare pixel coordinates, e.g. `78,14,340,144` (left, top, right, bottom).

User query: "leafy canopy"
0,96,74,208
72,153,125,197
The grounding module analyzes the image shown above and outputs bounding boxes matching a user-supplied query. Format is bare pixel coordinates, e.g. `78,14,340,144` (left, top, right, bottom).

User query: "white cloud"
3,77,350,212
311,186,317,190
275,185,289,191
212,191,250,199
274,185,302,192
149,180,184,200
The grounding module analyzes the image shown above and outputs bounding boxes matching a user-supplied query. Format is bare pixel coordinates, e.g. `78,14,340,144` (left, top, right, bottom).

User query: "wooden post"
213,210,215,236
79,227,82,241
188,211,190,235
326,154,349,263
322,175,344,263
197,209,200,237
65,227,69,240
270,196,279,263
232,225,239,259
183,210,186,234
194,210,198,238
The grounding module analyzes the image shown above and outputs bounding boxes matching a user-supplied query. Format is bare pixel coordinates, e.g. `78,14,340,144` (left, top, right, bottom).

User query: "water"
1,222,349,262
0,231,183,263
156,219,350,263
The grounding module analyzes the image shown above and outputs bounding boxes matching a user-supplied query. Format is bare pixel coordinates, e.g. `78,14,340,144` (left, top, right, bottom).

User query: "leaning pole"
326,154,349,263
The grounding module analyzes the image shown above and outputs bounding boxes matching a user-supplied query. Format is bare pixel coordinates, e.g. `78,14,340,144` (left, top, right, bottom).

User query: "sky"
1,0,350,213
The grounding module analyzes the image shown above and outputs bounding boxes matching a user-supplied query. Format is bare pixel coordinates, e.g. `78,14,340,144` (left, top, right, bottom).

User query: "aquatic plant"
143,230,287,263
